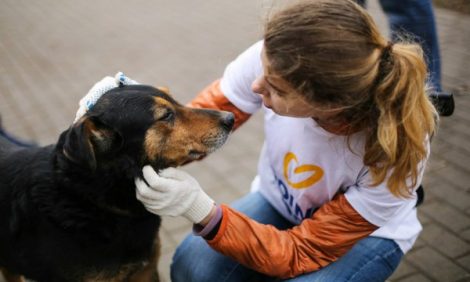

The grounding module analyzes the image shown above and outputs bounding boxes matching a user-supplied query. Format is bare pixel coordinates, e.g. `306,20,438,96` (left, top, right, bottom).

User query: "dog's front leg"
128,234,161,282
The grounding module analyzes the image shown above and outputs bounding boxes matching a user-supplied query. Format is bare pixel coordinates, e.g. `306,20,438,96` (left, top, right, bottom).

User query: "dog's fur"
0,85,234,282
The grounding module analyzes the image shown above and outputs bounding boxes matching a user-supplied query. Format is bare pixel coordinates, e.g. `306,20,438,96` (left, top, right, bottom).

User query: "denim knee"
283,237,403,282
171,235,206,282
171,192,293,282
170,234,237,282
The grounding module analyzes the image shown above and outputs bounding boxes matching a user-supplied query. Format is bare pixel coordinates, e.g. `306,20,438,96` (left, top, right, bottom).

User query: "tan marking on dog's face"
152,97,174,120
144,96,231,167
156,86,170,95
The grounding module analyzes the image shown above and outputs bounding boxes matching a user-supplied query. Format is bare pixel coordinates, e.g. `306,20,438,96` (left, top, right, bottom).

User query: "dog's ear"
62,116,122,170
157,86,170,95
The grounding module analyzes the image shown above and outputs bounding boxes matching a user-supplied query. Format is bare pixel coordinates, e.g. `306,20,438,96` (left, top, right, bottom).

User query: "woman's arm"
203,193,377,278
135,167,378,278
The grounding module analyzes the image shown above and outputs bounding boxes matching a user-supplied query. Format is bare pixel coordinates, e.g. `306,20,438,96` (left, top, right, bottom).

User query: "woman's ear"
62,116,122,170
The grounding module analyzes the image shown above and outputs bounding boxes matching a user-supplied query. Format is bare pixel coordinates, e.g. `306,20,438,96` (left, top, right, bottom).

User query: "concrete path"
0,1,469,281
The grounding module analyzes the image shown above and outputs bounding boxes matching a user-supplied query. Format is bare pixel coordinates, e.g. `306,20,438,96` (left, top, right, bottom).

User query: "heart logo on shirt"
283,152,324,189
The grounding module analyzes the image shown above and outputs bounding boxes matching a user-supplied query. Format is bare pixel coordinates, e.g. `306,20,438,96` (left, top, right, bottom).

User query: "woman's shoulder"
219,41,264,114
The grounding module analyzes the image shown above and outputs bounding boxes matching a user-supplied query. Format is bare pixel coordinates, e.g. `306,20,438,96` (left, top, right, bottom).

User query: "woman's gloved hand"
135,166,215,224
75,72,139,122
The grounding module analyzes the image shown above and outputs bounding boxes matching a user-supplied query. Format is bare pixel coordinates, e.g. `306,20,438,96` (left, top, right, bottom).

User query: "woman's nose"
251,76,267,95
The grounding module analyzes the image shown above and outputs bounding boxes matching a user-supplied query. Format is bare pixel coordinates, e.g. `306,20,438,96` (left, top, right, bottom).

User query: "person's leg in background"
357,0,454,116
0,116,36,147
355,0,367,8
379,0,442,92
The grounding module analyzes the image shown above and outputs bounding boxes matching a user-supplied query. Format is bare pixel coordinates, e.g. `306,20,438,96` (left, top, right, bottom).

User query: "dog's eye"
159,111,174,122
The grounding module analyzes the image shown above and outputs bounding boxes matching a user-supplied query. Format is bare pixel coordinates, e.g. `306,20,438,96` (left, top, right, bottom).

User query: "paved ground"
0,0,469,281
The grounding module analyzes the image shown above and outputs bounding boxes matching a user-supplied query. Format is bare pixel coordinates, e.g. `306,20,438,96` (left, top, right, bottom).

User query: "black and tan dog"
0,85,234,282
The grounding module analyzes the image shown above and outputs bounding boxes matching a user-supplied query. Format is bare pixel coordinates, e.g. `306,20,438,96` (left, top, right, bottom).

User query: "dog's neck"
45,142,148,220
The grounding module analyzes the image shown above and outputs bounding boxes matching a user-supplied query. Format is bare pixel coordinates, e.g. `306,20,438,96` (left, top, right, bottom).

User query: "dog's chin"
147,135,229,169
177,151,207,166
148,152,207,170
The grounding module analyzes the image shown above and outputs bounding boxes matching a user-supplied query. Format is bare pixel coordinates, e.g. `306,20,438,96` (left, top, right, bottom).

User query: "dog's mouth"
186,133,230,162
171,150,207,167
188,150,207,160
146,128,231,168
179,137,227,165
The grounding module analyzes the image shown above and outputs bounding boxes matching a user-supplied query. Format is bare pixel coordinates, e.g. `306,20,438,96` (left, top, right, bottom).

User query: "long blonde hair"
264,0,437,196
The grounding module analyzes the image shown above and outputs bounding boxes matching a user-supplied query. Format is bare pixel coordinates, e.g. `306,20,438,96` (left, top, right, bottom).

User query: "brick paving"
0,1,469,281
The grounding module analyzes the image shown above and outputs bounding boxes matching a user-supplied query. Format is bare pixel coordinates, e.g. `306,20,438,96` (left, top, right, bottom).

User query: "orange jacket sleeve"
206,194,378,278
187,79,251,130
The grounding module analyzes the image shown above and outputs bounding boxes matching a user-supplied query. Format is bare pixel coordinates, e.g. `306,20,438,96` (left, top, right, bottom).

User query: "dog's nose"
220,112,235,132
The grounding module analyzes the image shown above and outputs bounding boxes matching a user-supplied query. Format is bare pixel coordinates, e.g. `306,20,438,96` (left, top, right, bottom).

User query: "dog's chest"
84,261,151,282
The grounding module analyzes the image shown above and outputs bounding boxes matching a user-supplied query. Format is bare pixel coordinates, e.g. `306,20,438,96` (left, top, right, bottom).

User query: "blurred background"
1,0,469,281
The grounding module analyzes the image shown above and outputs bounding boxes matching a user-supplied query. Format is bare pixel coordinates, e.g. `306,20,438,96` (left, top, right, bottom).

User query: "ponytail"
365,42,437,197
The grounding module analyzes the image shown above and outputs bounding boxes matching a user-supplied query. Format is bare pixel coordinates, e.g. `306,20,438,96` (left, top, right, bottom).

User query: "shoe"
415,185,425,207
0,115,37,147
429,92,455,117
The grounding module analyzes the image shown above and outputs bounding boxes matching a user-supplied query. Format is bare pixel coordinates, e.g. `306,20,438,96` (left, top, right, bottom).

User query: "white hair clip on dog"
74,72,139,122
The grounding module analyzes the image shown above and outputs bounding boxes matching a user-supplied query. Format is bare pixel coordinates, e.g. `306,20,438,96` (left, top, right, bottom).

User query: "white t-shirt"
220,41,426,253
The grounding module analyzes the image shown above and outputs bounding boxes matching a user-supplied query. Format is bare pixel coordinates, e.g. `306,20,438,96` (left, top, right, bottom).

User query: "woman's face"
252,50,349,134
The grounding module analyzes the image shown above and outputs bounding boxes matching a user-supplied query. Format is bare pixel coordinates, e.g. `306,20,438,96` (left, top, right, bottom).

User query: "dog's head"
60,85,234,173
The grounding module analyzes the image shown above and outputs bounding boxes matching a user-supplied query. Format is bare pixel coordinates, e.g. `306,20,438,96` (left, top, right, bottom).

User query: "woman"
134,0,437,281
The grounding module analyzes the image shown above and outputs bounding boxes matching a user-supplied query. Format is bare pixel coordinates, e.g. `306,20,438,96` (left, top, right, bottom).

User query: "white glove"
135,166,215,224
75,72,139,122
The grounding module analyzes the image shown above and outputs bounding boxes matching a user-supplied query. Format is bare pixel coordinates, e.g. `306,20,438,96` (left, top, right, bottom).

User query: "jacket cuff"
193,205,223,237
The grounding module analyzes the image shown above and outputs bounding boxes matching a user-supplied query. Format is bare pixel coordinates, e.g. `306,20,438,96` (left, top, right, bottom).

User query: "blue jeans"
357,0,442,93
171,192,403,282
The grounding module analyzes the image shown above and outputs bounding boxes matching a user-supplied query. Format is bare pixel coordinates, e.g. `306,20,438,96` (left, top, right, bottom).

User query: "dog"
0,84,234,282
